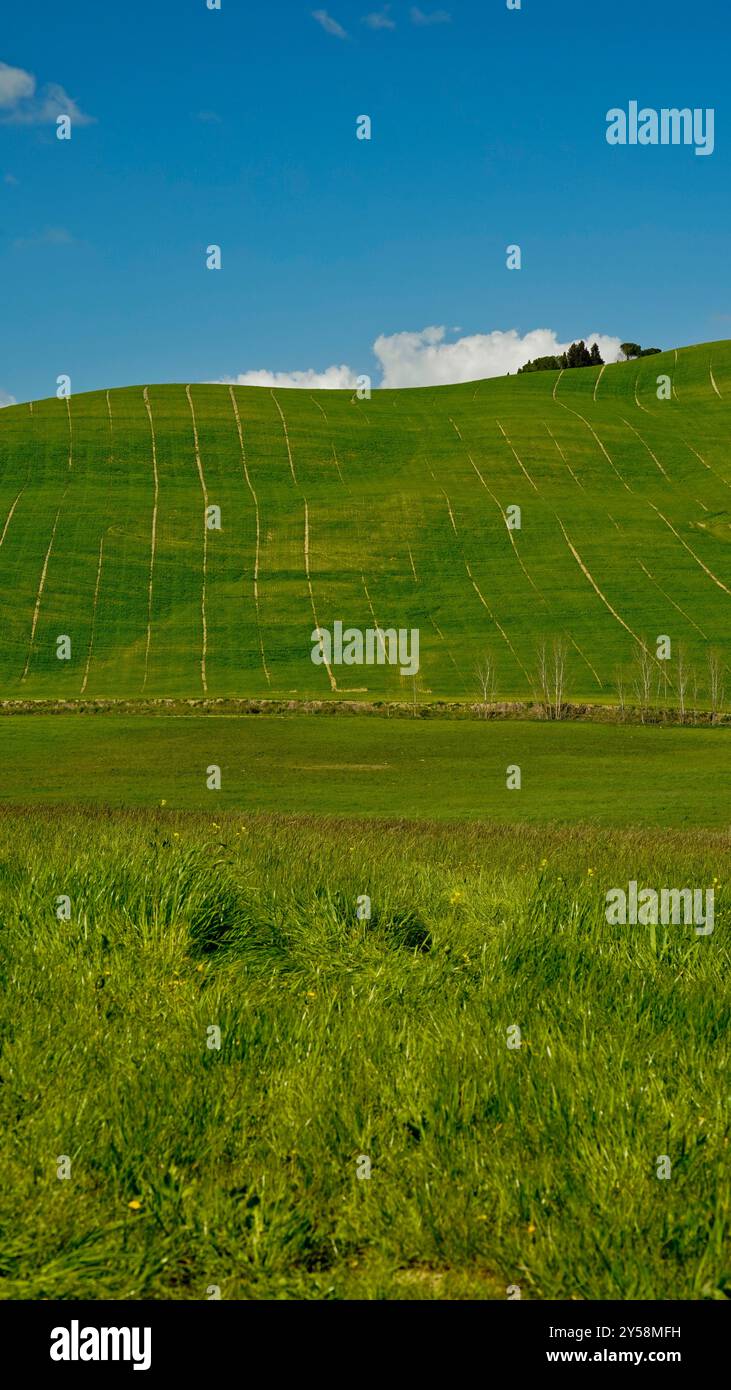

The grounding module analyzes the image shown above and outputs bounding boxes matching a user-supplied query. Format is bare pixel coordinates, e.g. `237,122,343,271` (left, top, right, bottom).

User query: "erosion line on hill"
142,388,160,694
646,499,731,599
80,533,105,696
634,376,651,415
554,402,632,493
681,438,731,496
496,420,539,492
636,559,708,639
406,541,418,583
304,499,337,690
465,448,541,596
0,488,25,548
310,395,328,420
464,442,601,687
21,494,67,681
710,364,722,399
620,418,670,480
438,485,531,684
552,369,564,400
66,396,73,470
555,516,648,651
543,422,585,489
271,390,298,486
593,364,606,401
229,387,271,686
186,385,209,695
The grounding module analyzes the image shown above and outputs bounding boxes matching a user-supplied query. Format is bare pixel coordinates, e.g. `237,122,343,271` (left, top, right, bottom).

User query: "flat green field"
0,809,727,1301
1,341,730,705
2,714,729,826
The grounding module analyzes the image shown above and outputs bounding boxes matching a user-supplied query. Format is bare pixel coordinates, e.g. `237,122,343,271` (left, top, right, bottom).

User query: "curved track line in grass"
437,486,531,684
710,364,722,399
186,385,209,695
65,395,73,470
552,369,564,400
0,487,25,548
645,499,731,599
21,498,66,681
496,420,539,492
636,558,708,639
554,401,632,494
449,417,464,441
593,364,606,401
543,422,585,489
464,442,602,688
80,533,105,696
20,399,74,682
271,390,298,486
142,388,159,694
555,516,648,650
304,499,337,691
229,386,271,687
620,418,670,480
681,438,731,497
310,395,328,420
466,450,541,596
634,376,651,415
406,541,418,583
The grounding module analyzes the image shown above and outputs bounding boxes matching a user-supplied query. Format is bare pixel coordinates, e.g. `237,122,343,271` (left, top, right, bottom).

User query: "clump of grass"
0,807,728,1300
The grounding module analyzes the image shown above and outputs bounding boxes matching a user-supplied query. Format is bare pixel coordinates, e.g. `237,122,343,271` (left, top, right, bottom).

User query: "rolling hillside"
1,341,730,703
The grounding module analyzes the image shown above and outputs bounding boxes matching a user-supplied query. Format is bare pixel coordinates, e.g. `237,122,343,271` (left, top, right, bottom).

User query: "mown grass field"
1,341,730,705
0,809,727,1301
2,713,730,827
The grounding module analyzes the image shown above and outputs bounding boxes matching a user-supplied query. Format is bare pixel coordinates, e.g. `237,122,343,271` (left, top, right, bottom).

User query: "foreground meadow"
0,808,727,1300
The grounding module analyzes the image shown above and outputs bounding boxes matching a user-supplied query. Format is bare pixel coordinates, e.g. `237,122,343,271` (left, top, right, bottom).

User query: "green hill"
1,340,730,703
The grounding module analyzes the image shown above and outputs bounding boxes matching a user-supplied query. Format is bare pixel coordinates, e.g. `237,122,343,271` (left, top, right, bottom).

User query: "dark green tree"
589,342,604,365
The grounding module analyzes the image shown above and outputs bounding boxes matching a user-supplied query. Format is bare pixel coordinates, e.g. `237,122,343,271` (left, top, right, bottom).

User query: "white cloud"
220,365,358,390
0,390,17,408
312,10,348,38
363,6,396,29
410,6,451,24
218,326,624,391
0,61,34,107
0,61,94,126
372,326,624,387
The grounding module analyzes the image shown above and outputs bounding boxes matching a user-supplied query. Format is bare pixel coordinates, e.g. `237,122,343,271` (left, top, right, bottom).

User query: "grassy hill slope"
1,341,730,703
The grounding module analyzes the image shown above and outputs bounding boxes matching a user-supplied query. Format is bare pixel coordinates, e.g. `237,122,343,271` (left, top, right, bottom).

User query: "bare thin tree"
474,650,497,715
551,636,568,720
708,647,725,724
614,665,627,721
675,643,689,724
632,641,654,723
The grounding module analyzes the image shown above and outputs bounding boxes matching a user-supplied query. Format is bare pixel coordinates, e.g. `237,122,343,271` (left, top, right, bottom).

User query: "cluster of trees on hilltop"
517,339,662,374
620,342,661,359
518,340,603,373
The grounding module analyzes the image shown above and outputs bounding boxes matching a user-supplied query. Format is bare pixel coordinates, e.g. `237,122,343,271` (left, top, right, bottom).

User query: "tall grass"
0,808,728,1300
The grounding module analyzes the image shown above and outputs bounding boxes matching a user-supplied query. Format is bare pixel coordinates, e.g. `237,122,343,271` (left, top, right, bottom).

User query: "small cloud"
196,110,221,123
12,225,77,250
0,61,94,126
363,5,395,28
410,6,451,24
0,62,34,107
4,172,18,184
218,365,358,389
312,9,348,38
0,390,17,408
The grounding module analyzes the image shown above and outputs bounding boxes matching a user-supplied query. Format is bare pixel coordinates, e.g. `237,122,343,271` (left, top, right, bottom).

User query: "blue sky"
1,0,730,401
